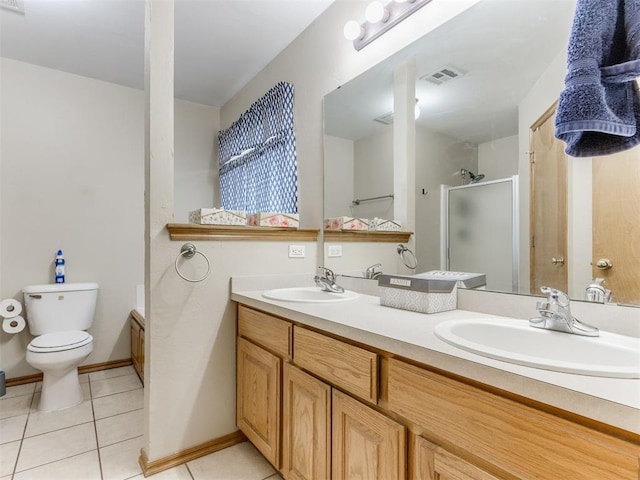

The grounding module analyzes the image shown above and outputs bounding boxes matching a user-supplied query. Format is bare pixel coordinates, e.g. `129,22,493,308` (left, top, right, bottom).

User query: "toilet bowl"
26,331,93,411
22,282,99,411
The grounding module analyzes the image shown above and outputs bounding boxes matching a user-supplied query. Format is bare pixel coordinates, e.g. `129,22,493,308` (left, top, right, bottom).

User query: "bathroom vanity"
232,289,640,480
129,309,145,383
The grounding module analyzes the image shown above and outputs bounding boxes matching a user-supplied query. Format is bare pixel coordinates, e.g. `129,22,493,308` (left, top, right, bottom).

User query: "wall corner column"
143,0,175,463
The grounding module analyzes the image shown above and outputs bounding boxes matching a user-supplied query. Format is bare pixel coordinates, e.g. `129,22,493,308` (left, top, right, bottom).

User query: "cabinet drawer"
387,358,640,480
238,305,292,359
293,326,378,403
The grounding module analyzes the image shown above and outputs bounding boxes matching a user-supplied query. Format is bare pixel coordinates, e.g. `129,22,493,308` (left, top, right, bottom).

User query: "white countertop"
231,289,640,435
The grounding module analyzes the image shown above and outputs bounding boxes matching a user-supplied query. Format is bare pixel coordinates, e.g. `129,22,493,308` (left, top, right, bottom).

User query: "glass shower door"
445,176,518,292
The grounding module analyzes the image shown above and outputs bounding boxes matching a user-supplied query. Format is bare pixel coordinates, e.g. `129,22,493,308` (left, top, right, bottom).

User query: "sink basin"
434,318,640,378
262,287,358,303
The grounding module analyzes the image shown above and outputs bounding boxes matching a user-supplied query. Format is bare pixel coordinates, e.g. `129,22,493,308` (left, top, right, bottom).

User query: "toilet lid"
28,331,92,352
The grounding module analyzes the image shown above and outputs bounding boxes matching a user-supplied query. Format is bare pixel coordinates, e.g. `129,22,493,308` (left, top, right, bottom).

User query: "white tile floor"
0,366,282,480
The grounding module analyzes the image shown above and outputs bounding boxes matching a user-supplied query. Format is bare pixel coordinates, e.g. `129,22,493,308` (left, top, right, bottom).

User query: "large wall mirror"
323,0,640,306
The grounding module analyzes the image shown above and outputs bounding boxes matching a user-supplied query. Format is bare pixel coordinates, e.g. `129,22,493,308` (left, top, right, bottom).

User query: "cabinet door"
412,435,503,480
332,389,406,480
282,364,331,480
130,318,143,381
237,337,281,468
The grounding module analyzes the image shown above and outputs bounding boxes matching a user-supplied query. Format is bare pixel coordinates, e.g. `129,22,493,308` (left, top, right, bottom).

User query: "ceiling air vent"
1,0,24,13
373,112,394,125
420,66,465,85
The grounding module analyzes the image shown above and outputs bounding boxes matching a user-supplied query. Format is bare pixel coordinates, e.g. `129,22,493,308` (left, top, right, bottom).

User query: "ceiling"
0,0,334,107
324,0,577,144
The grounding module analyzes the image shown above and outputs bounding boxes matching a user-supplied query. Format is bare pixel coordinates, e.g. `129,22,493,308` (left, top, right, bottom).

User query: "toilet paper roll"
0,298,22,319
3,315,25,334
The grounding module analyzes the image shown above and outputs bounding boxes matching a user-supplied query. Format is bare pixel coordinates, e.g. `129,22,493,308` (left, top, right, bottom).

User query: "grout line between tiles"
184,461,196,480
88,378,105,480
13,449,100,477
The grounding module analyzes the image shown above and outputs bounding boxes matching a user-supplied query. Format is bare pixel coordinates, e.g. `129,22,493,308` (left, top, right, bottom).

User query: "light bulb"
365,1,388,23
343,20,363,41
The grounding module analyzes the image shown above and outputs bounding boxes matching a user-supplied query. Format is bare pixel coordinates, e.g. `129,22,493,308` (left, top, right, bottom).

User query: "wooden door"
530,104,568,294
332,389,406,480
282,364,331,480
236,337,281,468
593,147,640,304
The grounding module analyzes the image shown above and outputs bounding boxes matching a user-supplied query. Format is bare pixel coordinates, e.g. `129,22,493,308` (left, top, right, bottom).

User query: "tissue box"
189,208,247,225
247,212,299,228
413,271,486,289
378,274,457,314
324,216,369,231
370,218,402,231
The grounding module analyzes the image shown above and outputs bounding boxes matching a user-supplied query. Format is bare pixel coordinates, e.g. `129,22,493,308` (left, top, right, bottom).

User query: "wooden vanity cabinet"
332,389,406,480
282,363,331,480
237,337,281,467
412,435,502,480
237,305,406,479
129,310,144,383
237,303,640,480
236,305,293,468
388,357,640,480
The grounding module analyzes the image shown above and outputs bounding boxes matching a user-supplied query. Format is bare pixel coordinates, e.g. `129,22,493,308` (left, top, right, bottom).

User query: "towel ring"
175,243,211,283
397,244,417,269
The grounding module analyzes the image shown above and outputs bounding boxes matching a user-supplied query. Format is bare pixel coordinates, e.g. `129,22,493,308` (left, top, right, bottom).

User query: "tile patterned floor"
0,366,282,480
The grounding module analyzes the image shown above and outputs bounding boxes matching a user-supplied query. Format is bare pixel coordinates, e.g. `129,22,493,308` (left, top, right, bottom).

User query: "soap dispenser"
55,250,65,283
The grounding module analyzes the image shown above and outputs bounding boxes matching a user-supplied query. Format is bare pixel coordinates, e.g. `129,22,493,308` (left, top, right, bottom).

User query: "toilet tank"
22,283,99,335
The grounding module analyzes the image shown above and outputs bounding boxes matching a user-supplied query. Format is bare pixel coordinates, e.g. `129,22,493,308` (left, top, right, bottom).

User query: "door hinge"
531,235,535,248
529,151,535,164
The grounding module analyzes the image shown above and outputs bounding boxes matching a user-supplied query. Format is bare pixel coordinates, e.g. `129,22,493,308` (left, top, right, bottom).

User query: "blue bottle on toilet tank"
55,250,65,283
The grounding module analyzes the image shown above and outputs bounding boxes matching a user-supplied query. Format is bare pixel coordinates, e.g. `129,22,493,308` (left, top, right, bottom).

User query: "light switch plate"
327,244,342,257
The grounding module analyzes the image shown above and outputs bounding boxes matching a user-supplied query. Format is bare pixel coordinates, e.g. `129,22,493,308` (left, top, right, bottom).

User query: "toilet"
22,282,99,411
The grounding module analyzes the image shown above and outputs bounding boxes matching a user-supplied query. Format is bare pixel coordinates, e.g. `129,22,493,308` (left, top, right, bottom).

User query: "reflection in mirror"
323,0,640,306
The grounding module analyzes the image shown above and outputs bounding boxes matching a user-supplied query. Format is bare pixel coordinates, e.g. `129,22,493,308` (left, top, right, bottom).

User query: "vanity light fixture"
344,0,432,51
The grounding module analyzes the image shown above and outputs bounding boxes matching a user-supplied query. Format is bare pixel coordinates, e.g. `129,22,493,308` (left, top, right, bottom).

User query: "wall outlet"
327,244,342,257
288,245,305,258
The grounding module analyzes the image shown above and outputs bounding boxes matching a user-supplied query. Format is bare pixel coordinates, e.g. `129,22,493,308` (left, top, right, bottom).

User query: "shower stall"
441,176,519,292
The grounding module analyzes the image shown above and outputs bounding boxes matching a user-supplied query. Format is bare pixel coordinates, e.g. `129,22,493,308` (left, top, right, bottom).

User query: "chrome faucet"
585,278,612,304
314,267,345,293
364,263,382,280
530,286,599,336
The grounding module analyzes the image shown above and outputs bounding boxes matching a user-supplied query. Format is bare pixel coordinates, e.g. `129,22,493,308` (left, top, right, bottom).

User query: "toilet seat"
28,331,93,353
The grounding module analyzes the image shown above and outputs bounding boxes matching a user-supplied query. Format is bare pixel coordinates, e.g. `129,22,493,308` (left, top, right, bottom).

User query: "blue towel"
555,0,640,157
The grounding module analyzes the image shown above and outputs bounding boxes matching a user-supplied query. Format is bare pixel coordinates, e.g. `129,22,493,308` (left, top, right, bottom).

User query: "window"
218,82,298,214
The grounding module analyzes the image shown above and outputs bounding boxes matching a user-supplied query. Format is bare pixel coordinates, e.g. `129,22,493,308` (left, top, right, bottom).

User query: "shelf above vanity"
166,223,319,241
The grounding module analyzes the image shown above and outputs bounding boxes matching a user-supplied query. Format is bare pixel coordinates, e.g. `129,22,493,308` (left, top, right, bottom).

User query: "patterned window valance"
218,82,298,214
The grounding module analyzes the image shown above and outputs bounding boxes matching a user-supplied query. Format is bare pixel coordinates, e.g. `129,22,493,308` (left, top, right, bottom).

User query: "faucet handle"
318,266,335,281
540,286,569,306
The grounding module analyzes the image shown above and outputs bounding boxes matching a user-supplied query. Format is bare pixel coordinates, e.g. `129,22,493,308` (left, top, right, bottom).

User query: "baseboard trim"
139,430,247,477
5,358,133,387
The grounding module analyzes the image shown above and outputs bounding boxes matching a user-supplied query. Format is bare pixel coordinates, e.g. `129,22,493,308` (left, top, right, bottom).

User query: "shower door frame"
440,175,520,293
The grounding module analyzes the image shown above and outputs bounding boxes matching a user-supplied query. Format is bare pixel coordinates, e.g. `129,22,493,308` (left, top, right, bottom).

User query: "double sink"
261,287,640,379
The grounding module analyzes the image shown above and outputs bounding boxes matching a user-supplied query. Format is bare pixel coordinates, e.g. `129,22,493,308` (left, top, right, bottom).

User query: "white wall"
323,135,354,218
174,100,220,222
415,126,477,272
353,129,394,220
478,135,519,181
145,0,483,462
0,58,144,377
0,58,219,378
